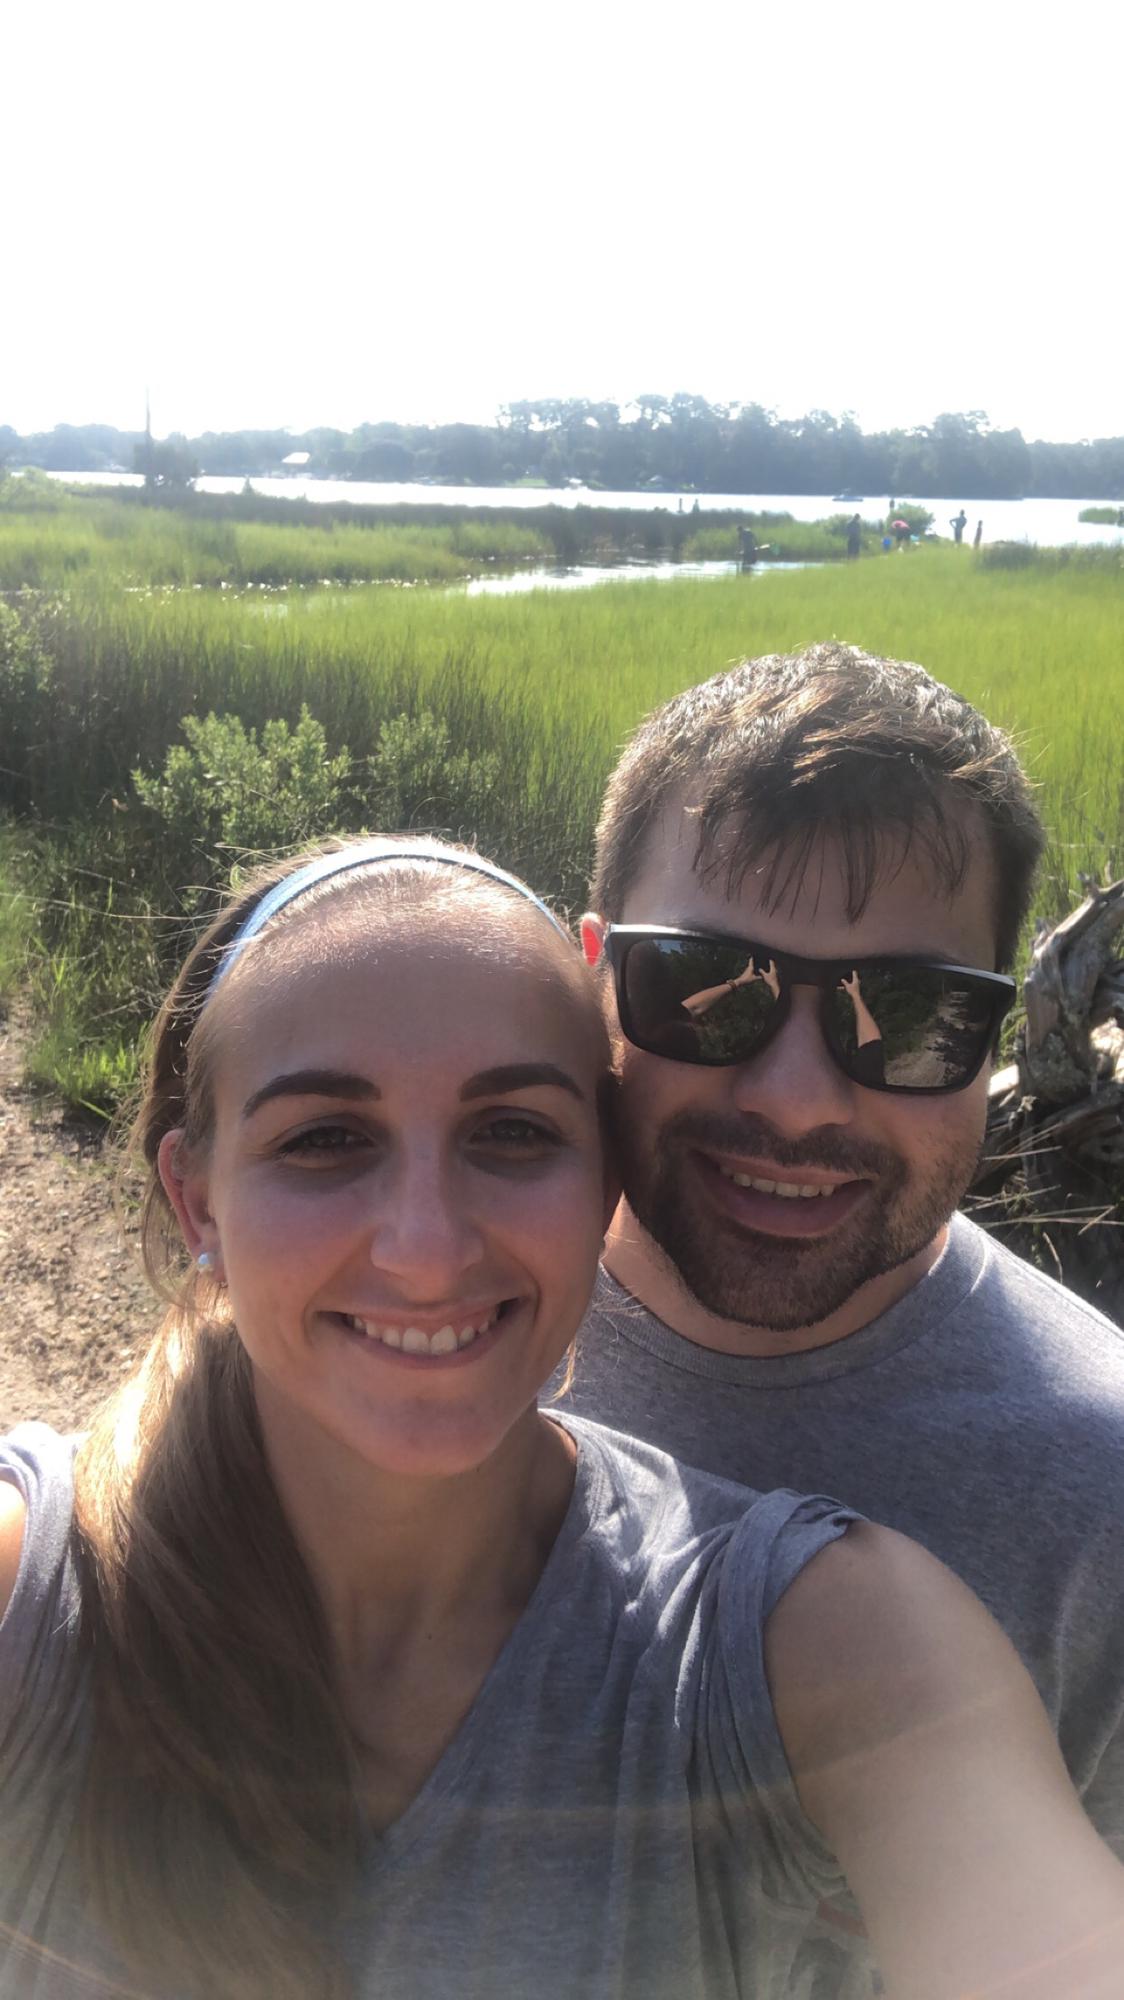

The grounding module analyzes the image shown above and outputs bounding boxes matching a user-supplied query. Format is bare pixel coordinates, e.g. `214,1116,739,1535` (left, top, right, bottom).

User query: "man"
559,642,1124,1971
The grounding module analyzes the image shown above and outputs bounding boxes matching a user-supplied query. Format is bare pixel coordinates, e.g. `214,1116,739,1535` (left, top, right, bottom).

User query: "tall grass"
0,827,35,1001
3,542,1122,1106
0,486,880,591
0,503,552,591
681,514,880,562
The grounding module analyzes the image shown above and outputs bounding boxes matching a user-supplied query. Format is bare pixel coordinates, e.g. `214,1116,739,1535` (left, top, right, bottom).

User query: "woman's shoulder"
560,1410,766,1529
0,1422,80,1624
559,1412,859,1597
1,1424,86,1795
0,1479,24,1621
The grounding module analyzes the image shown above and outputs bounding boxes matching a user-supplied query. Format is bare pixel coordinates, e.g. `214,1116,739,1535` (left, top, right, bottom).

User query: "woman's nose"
366,1149,485,1287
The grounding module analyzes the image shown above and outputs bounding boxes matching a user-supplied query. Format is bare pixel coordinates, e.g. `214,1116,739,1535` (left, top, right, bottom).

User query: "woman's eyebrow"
460,1063,585,1102
241,1070,380,1120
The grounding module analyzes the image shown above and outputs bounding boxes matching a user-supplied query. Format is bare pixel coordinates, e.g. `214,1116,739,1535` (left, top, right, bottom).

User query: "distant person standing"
845,513,862,558
737,525,758,567
891,516,911,550
973,519,984,550
950,508,968,544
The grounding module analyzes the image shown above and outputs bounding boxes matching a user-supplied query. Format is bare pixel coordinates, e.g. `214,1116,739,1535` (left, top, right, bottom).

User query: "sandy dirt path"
0,1007,156,1433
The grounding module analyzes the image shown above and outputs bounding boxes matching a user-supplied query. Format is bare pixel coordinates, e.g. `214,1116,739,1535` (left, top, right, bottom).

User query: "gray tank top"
1,1418,861,1999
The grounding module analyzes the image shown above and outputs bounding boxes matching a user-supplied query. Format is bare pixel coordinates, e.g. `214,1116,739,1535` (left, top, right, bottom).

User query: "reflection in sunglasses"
681,957,779,1019
836,971,887,1086
837,971,884,1049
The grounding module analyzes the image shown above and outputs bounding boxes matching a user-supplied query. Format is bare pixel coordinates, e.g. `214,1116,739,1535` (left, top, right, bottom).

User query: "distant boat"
832,492,865,503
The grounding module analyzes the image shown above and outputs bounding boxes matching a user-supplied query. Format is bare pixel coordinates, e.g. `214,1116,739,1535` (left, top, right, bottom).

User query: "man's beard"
616,1107,981,1334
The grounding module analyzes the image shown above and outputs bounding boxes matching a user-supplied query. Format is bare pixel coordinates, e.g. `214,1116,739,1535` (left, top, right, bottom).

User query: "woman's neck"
252,1384,577,1679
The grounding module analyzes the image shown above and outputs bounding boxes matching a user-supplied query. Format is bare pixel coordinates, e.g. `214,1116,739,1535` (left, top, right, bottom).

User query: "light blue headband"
207,837,571,996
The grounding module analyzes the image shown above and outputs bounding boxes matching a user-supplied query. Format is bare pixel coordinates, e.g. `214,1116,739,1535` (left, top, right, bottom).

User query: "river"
43,472,1124,548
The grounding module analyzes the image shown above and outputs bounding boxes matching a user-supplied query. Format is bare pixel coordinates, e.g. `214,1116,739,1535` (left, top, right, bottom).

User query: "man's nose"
728,987,855,1135
367,1148,485,1287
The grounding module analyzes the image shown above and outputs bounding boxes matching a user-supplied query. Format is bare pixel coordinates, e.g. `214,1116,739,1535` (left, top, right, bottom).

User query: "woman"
1,836,1121,2000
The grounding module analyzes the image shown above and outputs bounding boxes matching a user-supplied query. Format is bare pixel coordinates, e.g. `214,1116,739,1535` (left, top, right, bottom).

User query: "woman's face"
167,912,611,1482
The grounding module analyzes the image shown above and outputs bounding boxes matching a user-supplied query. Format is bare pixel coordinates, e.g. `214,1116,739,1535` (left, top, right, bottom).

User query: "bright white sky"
3,0,1120,442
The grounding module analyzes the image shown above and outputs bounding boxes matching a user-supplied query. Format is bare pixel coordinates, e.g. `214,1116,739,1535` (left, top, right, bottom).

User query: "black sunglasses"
603,926,1016,1095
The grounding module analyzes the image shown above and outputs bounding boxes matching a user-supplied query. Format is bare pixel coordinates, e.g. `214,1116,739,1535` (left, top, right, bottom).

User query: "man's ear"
157,1128,220,1267
580,913,607,968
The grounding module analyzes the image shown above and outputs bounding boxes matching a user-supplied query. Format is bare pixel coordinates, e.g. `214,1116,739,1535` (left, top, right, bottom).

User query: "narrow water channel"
459,559,821,597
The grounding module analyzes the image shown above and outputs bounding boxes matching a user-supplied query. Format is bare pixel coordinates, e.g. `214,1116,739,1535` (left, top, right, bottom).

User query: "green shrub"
132,706,353,902
363,709,504,847
885,503,935,535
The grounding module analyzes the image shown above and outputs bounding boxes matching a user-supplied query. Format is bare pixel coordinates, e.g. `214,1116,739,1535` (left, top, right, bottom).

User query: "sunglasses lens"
827,965,998,1089
620,937,782,1065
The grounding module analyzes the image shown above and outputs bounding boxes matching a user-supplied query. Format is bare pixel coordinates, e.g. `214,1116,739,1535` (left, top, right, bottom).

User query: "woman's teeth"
720,1170,839,1199
342,1309,499,1353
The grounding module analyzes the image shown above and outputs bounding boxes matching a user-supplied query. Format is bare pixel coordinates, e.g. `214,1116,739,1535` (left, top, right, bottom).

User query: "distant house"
281,450,311,473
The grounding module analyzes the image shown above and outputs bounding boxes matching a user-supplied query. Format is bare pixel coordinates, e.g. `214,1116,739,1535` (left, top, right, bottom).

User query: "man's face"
591,809,999,1336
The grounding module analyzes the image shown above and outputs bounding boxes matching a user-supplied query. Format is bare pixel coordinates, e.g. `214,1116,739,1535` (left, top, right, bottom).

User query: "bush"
885,503,935,535
132,706,353,903
363,709,503,846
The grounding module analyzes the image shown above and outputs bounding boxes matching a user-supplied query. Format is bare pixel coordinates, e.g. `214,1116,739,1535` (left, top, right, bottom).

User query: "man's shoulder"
964,1216,1124,1369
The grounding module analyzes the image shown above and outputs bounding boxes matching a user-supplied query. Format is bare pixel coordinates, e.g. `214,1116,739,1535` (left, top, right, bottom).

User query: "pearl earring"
197,1251,214,1272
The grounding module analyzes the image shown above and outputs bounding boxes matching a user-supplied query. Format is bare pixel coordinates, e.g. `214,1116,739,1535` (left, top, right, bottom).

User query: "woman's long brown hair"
70,840,592,1997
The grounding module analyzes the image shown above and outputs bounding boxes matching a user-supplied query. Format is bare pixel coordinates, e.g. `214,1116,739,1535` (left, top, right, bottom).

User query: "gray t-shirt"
0,1417,861,2000
558,1212,1124,1866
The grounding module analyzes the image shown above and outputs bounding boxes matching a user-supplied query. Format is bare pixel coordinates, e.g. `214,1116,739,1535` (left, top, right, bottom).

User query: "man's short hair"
591,642,1044,971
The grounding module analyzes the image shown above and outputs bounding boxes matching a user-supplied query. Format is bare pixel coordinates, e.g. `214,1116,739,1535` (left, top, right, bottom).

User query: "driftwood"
971,878,1124,1324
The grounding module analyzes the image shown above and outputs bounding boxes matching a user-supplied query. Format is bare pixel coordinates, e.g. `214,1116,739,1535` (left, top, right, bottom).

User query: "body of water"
41,470,1124,547
461,558,820,596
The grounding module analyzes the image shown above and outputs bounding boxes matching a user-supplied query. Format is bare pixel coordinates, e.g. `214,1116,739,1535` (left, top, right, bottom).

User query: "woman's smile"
329,1295,519,1361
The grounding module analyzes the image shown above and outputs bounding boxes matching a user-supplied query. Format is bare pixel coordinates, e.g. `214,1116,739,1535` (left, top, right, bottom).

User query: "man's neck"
602,1204,948,1359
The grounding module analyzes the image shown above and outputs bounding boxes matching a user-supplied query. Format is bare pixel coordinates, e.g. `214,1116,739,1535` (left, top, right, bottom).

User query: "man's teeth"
343,1310,499,1352
719,1170,840,1199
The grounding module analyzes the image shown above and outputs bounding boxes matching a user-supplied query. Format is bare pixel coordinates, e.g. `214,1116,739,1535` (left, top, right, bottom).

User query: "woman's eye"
474,1115,560,1154
277,1124,370,1162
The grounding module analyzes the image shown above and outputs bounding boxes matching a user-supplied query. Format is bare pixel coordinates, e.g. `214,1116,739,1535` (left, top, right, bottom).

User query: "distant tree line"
2,400,1123,498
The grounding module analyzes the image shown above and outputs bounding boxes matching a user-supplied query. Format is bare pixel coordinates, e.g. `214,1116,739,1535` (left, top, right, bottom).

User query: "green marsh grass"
4,541,1123,1107
0,499,552,591
0,829,35,1001
1,486,869,592
681,514,881,563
